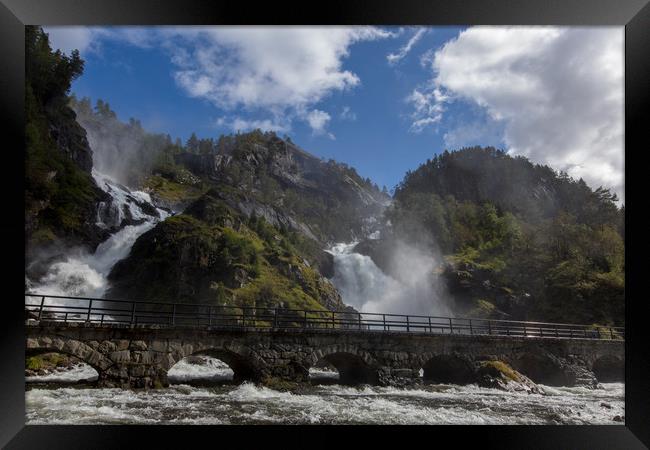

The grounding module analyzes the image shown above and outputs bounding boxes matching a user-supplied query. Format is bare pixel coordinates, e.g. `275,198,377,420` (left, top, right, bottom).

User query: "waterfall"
328,241,451,317
26,171,169,299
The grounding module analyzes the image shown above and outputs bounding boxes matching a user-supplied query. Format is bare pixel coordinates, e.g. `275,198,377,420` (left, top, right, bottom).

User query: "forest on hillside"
376,147,624,326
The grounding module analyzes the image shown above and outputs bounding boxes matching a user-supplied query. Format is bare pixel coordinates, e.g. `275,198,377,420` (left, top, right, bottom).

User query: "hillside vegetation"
368,147,624,325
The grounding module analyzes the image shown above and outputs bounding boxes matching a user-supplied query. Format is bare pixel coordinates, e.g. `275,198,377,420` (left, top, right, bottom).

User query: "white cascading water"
328,241,452,317
26,170,169,299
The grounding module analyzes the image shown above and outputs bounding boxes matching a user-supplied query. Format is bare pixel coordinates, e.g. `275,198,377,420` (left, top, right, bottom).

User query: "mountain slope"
357,147,624,325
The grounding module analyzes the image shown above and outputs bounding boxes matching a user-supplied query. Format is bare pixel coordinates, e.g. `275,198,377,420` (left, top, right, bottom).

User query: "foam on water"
26,363,99,383
25,382,625,425
168,357,234,383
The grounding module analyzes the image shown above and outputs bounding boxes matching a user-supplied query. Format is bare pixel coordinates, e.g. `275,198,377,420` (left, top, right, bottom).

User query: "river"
25,359,624,425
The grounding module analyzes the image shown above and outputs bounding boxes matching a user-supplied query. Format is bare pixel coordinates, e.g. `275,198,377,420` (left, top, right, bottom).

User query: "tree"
26,26,85,106
186,133,199,154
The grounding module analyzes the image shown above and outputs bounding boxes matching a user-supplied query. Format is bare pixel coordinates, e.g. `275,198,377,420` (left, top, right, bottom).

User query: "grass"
143,174,204,204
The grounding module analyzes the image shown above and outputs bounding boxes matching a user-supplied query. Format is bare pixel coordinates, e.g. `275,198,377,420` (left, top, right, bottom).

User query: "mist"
72,98,173,188
328,240,453,317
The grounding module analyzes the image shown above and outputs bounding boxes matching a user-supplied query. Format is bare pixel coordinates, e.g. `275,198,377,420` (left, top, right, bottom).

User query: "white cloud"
411,26,624,200
43,26,97,55
305,109,335,139
442,116,505,150
165,27,393,113
340,106,357,121
216,116,290,133
387,28,427,65
44,26,156,56
45,26,394,138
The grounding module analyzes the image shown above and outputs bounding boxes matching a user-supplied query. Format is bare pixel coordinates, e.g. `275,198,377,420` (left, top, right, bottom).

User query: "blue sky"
45,26,624,200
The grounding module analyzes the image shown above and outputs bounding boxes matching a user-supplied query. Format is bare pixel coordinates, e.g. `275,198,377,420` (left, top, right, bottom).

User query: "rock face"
106,131,390,313
441,261,530,320
46,105,95,174
173,132,389,244
107,191,347,313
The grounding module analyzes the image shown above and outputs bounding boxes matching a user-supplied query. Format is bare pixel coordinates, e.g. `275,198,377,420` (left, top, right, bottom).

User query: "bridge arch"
170,346,262,382
420,354,475,384
308,346,378,385
26,336,113,375
510,352,568,386
592,355,624,382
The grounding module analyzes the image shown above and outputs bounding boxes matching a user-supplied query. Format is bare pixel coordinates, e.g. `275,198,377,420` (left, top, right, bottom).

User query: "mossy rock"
477,360,522,383
260,376,302,392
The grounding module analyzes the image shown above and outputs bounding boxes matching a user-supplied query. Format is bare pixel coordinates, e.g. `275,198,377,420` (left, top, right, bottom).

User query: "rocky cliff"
107,189,345,312
25,27,109,271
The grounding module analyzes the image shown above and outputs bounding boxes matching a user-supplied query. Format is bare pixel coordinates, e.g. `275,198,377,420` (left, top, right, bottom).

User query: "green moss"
260,376,301,391
480,360,521,382
26,356,43,370
25,353,69,370
468,299,496,318
233,262,326,313
143,174,204,204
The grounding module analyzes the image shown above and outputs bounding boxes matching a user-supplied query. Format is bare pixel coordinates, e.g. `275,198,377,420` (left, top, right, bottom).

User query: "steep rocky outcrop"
172,132,389,244
25,27,109,262
107,191,347,312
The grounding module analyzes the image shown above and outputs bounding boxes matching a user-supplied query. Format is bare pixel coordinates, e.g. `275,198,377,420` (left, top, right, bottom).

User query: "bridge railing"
24,294,625,341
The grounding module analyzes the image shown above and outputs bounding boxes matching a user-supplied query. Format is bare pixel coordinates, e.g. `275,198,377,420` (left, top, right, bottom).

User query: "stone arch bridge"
25,295,624,388
26,322,624,389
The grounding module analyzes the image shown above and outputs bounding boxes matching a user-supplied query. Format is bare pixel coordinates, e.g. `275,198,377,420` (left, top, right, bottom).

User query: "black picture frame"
2,0,649,447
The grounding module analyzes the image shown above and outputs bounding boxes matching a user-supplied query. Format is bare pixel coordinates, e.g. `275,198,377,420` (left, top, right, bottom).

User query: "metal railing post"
131,302,137,325
274,308,279,328
469,319,473,335
488,320,492,335
209,306,213,327
304,310,308,329
406,316,410,332
358,313,362,330
171,304,176,326
449,318,454,334
383,314,386,331
87,299,93,322
610,328,614,340
428,317,432,333
38,296,45,321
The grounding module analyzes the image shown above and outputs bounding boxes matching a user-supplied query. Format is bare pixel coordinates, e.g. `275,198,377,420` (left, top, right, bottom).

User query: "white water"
328,242,452,316
25,381,624,425
168,357,234,383
26,171,169,299
26,363,99,383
